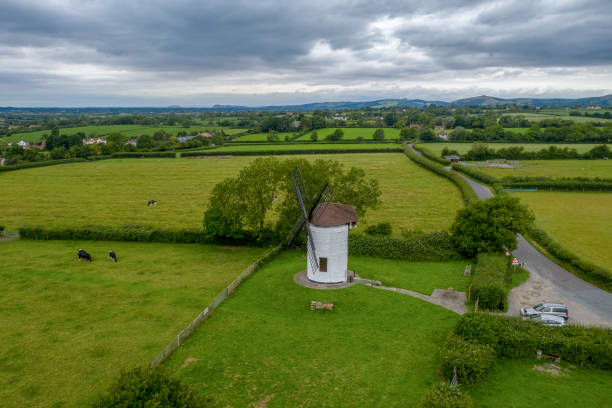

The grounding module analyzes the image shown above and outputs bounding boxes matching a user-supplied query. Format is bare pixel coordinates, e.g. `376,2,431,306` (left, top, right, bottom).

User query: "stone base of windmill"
293,269,381,290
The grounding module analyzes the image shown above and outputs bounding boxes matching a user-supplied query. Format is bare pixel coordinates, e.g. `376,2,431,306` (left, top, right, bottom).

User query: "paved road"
456,171,612,327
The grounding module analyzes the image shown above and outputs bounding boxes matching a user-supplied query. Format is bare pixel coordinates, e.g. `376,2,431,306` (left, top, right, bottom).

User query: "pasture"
468,359,612,408
165,250,460,407
212,142,401,152
512,191,612,272
417,142,605,156
475,159,612,180
0,239,266,408
0,153,462,233
295,127,402,141
233,132,295,141
504,112,611,123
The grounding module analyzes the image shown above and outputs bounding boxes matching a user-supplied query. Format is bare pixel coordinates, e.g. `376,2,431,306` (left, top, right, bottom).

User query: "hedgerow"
451,164,498,186
412,144,451,165
181,147,404,157
0,158,86,172
440,335,495,385
471,253,510,310
454,313,612,370
348,232,462,261
419,382,474,408
111,151,177,158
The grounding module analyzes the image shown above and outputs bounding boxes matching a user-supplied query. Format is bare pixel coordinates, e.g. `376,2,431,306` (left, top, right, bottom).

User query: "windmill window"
319,257,328,272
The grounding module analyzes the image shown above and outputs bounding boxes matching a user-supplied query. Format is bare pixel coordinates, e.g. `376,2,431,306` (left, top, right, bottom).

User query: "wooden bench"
444,287,456,297
537,349,561,363
464,265,471,276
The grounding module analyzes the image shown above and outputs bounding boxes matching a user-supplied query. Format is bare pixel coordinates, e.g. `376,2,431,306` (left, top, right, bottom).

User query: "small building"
28,124,41,128
177,135,195,143
126,139,137,146
410,123,422,128
332,115,347,121
434,125,445,130
82,137,107,145
8,125,20,130
198,132,212,138
437,131,449,140
29,141,46,150
443,155,461,163
17,140,29,148
292,120,301,128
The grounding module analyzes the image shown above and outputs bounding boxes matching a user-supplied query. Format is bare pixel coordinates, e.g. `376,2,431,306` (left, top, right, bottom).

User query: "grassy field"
4,124,243,143
513,191,612,271
0,154,462,233
233,132,296,141
295,127,402,141
212,142,401,152
165,250,460,407
469,359,612,407
349,256,470,294
417,142,604,156
504,112,611,123
475,160,612,179
0,239,266,408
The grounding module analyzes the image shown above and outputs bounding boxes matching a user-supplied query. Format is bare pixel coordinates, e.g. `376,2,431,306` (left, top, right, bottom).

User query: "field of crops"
512,191,612,271
417,142,604,156
0,239,265,408
475,160,612,179
166,250,460,407
0,153,462,233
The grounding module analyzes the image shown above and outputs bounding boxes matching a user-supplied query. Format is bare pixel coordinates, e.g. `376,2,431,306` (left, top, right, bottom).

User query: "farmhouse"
437,131,449,140
8,125,20,130
410,123,422,128
198,132,212,138
177,135,195,142
434,125,445,130
125,139,137,146
292,120,301,128
17,140,29,148
82,137,107,145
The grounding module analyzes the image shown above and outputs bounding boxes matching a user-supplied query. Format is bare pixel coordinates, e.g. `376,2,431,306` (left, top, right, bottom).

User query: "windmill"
287,167,358,284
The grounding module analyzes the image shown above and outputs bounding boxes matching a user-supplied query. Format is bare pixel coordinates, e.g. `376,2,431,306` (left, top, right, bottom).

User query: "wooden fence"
150,244,282,366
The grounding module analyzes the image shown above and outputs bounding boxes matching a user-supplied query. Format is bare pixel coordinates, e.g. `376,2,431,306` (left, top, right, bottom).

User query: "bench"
444,287,456,297
464,265,471,276
537,349,561,363
310,301,334,311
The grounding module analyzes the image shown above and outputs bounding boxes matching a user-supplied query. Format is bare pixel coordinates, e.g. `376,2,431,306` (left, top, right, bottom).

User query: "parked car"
529,314,566,326
521,302,568,320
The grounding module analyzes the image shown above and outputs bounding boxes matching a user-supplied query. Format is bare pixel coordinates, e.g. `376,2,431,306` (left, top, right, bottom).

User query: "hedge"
471,253,510,310
404,147,478,205
111,152,177,158
503,179,612,191
451,164,499,186
440,335,495,384
227,139,400,145
455,313,612,370
527,226,612,289
348,232,462,261
412,144,451,165
0,158,86,172
181,147,404,157
419,382,474,408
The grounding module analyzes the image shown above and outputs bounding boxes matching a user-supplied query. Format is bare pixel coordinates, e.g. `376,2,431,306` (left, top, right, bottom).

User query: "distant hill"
452,94,612,107
212,99,450,111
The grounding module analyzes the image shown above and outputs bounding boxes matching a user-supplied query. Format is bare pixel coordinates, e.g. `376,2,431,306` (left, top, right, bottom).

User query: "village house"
434,125,445,130
28,124,42,128
292,120,301,128
8,125,20,130
177,135,195,143
82,137,107,145
409,123,422,128
198,131,212,138
17,140,29,148
125,139,137,146
437,131,449,141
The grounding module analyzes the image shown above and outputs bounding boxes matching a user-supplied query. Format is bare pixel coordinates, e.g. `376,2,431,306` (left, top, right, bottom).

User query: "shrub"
455,313,612,370
451,164,498,185
413,144,451,165
440,335,495,384
0,158,86,172
364,222,392,236
419,382,474,408
470,253,509,310
348,231,461,261
92,366,208,407
0,225,4,232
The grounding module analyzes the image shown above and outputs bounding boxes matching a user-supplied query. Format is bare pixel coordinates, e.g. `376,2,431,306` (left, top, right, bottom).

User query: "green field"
475,160,612,180
296,127,402,141
469,359,612,407
513,191,612,271
0,153,463,233
417,142,604,156
505,112,611,123
0,239,266,408
233,132,296,141
4,124,243,143
349,257,470,294
213,142,401,152
165,250,460,407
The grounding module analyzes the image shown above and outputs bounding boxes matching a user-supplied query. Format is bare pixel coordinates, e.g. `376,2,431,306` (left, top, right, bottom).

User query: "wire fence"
150,244,282,367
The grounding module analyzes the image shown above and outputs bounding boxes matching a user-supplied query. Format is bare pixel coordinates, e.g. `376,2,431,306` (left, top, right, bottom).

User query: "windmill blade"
287,169,312,245
304,223,319,271
308,183,333,221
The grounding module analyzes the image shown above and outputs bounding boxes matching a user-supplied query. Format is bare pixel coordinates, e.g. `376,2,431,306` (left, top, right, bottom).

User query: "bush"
451,164,498,185
111,151,177,158
404,147,478,205
92,366,208,407
455,313,612,370
419,382,474,408
0,158,86,172
0,225,4,232
364,222,392,236
440,335,495,384
413,144,451,165
348,231,462,261
471,253,509,310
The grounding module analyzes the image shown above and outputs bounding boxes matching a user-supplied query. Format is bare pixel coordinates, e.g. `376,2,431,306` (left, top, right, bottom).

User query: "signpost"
512,256,520,274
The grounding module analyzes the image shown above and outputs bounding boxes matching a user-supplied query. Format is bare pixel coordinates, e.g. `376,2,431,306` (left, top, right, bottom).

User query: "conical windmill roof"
310,202,358,227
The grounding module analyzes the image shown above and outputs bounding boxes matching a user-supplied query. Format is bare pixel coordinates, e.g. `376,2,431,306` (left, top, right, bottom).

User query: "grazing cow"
108,250,117,263
147,200,157,207
77,249,92,262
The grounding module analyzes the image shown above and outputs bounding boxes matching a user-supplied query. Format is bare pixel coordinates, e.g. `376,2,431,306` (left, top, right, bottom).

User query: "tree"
373,128,385,141
310,130,318,141
92,366,208,408
267,130,279,141
107,132,125,145
419,128,435,141
400,127,417,141
50,146,67,159
451,195,534,257
136,134,153,149
325,128,344,141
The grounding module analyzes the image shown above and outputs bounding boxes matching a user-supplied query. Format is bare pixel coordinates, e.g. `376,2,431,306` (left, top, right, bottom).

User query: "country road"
409,144,612,327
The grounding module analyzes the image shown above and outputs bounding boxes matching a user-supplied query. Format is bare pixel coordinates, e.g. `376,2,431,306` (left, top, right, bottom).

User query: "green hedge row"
527,227,612,289
0,158,86,172
182,147,404,157
412,144,451,165
419,382,474,408
440,335,495,384
451,164,498,186
455,313,612,370
348,232,462,261
504,180,612,191
227,140,400,145
471,253,510,310
111,152,177,158
404,147,478,205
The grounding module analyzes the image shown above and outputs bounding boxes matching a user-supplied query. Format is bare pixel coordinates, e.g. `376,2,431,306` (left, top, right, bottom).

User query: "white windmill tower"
287,167,358,284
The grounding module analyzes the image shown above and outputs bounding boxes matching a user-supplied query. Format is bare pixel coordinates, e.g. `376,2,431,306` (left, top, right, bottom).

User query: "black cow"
108,250,117,263
147,200,157,207
77,249,92,262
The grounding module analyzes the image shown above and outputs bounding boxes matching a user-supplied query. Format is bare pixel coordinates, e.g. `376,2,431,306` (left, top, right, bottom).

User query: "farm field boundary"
150,244,282,366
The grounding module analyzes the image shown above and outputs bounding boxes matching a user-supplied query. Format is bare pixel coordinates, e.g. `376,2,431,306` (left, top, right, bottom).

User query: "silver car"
521,302,568,320
529,314,566,326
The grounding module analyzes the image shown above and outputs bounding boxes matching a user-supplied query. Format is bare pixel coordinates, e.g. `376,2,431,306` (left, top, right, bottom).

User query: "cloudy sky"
1,0,611,106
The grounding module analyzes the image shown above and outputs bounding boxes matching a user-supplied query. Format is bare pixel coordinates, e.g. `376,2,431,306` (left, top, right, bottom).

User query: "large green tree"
451,195,534,257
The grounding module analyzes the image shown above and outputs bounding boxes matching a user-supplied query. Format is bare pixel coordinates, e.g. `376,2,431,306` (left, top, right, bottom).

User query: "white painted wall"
307,223,348,283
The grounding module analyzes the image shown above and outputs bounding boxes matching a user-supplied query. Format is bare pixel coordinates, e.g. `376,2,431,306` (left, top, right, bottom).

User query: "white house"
306,202,358,284
82,137,107,145
17,140,29,148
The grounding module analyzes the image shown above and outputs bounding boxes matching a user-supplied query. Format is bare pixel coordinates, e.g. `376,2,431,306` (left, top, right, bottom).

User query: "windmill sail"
291,171,319,271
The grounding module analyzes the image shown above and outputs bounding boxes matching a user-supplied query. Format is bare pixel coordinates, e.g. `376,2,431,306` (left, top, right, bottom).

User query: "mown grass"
233,132,296,141
505,112,612,123
5,124,241,143
475,160,612,180
212,142,401,152
349,256,471,294
468,359,612,408
0,154,462,233
165,250,460,407
418,142,605,156
0,239,266,408
295,127,402,141
512,191,612,271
